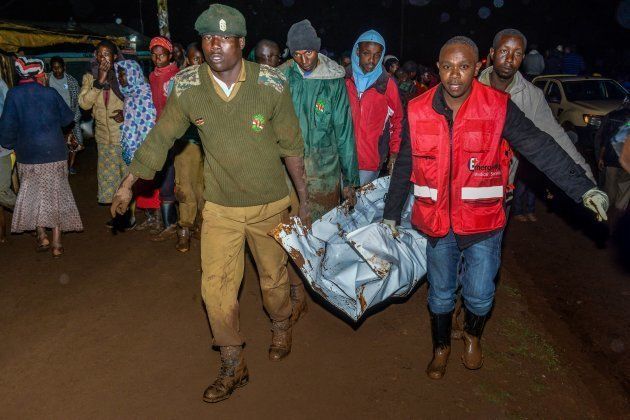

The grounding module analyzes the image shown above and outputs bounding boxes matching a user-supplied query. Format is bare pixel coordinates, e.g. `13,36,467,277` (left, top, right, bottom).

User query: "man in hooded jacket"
279,19,360,322
345,30,403,185
478,29,595,189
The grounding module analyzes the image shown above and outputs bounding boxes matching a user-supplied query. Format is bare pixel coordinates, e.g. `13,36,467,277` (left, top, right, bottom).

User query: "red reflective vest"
409,80,513,237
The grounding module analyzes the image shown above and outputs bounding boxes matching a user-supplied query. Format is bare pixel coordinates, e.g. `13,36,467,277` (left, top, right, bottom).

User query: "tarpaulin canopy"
0,20,128,53
273,177,428,322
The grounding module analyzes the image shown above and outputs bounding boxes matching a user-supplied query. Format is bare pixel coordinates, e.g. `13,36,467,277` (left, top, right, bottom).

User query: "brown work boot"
426,311,452,380
175,226,191,252
269,318,292,361
290,283,308,324
461,308,488,370
203,346,249,403
462,332,483,369
427,346,451,380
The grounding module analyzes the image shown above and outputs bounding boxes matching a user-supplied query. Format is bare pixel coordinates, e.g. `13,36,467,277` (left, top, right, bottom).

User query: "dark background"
2,0,629,74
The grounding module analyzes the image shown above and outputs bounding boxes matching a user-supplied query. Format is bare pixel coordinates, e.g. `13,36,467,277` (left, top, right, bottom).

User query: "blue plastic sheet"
273,177,428,322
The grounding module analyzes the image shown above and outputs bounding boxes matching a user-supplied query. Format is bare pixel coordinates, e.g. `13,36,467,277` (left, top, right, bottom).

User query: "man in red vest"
383,36,608,380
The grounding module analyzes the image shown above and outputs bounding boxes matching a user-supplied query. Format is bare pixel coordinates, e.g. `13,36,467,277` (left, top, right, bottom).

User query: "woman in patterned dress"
114,59,158,227
115,60,157,167
0,57,83,257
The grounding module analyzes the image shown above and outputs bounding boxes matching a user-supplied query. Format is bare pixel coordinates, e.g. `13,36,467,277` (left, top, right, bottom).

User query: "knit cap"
14,57,44,79
287,19,321,54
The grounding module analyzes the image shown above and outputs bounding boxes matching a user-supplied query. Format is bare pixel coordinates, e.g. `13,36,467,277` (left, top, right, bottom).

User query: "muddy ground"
0,145,628,419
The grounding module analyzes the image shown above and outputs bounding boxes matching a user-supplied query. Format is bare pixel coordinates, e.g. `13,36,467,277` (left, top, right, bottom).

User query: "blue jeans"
426,230,503,316
359,170,380,186
513,178,535,215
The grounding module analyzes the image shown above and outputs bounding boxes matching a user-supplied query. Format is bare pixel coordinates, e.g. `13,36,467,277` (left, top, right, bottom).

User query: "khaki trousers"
174,142,204,228
201,196,292,347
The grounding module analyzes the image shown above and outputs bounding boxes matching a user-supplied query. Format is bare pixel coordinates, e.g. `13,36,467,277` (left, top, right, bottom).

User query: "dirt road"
1,145,628,418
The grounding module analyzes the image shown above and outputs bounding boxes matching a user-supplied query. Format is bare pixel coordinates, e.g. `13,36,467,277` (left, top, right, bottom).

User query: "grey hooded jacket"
479,67,595,185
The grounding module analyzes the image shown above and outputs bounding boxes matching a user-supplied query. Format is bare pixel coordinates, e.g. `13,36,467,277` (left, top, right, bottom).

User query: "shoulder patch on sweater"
257,64,286,93
174,65,201,97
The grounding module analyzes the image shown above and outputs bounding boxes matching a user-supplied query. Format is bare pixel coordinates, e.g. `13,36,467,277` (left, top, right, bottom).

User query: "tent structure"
0,20,131,53
0,19,151,85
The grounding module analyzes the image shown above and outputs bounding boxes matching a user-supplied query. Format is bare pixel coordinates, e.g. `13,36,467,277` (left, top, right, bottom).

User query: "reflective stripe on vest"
414,184,438,201
461,186,504,200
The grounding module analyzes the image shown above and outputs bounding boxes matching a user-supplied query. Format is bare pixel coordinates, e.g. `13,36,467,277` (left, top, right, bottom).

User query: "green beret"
195,4,247,37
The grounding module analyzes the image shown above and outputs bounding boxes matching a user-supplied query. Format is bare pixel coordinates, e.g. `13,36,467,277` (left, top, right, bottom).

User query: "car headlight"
583,114,602,127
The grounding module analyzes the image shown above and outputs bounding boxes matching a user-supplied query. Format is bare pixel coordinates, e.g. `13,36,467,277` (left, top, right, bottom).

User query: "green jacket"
280,54,359,219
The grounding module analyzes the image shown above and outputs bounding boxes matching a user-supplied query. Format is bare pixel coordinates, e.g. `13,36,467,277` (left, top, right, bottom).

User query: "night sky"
2,0,629,73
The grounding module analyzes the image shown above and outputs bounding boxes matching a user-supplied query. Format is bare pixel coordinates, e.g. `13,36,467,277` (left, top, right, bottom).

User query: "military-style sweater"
129,60,304,207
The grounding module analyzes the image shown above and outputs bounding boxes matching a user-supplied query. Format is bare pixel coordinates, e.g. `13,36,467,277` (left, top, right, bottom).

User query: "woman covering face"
114,60,157,165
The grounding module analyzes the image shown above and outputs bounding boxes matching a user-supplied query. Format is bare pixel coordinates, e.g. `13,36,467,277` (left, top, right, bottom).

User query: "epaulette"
257,64,286,93
174,64,201,97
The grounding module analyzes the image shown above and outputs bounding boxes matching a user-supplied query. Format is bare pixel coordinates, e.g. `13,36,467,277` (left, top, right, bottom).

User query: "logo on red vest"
468,158,501,176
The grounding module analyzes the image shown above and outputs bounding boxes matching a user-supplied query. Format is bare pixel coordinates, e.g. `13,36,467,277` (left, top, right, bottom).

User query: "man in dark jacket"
383,36,608,381
561,45,586,75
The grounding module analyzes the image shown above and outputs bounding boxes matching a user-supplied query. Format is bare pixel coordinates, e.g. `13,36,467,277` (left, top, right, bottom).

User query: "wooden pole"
138,0,145,35
157,0,170,38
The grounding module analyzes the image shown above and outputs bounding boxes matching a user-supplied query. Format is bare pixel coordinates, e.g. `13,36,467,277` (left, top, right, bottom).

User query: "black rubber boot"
161,201,178,228
426,311,453,379
462,307,488,370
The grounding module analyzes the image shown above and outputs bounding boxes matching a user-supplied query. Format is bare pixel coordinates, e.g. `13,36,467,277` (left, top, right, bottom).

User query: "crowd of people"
0,1,627,405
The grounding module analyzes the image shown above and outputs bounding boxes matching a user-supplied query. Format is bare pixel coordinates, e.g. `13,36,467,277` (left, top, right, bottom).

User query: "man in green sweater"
110,4,310,403
279,19,360,323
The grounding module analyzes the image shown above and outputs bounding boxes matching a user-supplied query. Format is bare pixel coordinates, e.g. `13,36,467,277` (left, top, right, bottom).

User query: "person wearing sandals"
0,57,83,257
78,40,126,225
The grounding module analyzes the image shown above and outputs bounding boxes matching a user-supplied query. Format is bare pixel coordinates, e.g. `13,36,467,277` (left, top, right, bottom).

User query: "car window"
546,82,561,101
534,80,547,91
604,81,628,100
562,80,627,101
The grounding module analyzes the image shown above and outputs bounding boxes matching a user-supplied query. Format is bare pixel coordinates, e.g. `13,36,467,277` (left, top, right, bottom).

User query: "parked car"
532,75,628,157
